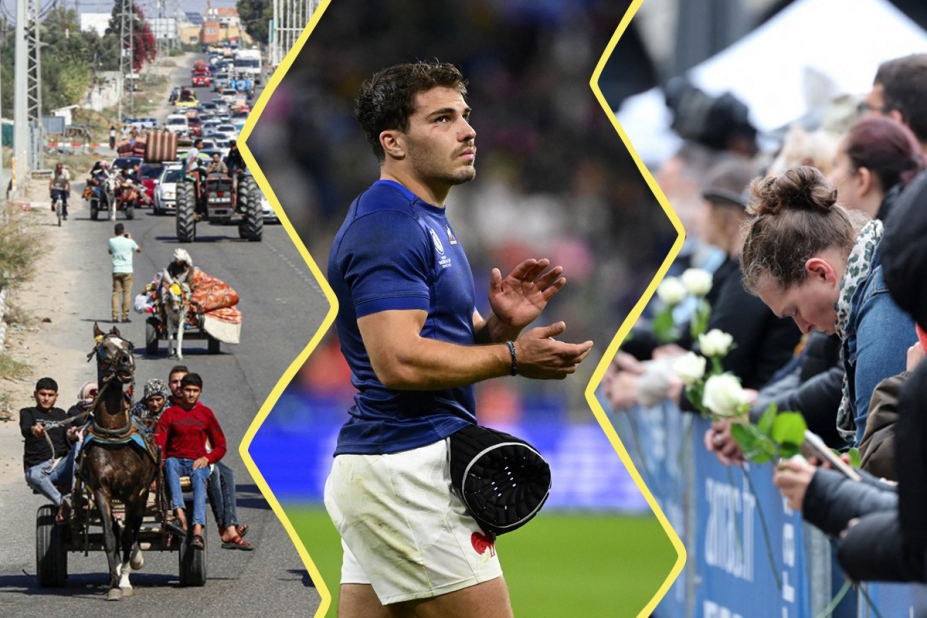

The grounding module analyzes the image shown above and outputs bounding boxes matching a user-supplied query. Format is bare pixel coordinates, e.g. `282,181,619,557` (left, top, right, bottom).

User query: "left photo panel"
0,1,326,614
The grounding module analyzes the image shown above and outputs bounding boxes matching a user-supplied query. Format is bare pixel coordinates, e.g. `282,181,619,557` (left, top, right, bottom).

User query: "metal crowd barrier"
604,396,927,618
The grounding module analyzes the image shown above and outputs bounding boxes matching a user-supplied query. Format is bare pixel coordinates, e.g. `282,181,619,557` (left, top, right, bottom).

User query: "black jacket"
801,468,927,582
225,148,246,171
882,170,927,552
811,169,927,583
626,257,801,390
19,406,76,468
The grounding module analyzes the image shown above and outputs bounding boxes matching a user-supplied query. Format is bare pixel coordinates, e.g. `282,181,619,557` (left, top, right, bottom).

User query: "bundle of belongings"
134,250,242,344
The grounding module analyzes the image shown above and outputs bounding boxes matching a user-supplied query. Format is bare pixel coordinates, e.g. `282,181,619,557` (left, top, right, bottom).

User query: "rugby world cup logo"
430,228,445,255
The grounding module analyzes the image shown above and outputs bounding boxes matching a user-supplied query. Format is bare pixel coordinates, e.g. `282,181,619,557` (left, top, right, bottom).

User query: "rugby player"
325,60,593,617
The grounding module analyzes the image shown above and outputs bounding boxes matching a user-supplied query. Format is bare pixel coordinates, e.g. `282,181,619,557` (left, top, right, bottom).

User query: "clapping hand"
487,259,565,340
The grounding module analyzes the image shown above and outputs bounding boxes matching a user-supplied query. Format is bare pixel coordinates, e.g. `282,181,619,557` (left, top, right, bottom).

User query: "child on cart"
153,373,226,550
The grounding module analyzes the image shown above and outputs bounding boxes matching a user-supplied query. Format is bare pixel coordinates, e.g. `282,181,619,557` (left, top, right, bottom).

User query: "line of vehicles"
85,52,277,231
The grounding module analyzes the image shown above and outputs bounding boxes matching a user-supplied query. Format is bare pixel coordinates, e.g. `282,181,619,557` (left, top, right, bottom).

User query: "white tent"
616,0,927,164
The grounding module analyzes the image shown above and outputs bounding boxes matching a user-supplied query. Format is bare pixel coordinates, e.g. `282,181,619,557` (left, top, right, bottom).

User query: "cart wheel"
146,317,160,355
178,515,206,586
90,199,99,221
125,204,135,220
36,504,68,587
207,336,220,355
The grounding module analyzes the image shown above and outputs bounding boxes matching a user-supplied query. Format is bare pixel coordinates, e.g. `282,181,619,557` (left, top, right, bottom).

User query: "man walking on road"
108,223,141,323
325,61,593,618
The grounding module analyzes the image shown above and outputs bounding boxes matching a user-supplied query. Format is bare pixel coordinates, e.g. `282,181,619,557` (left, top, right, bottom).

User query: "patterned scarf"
835,219,884,444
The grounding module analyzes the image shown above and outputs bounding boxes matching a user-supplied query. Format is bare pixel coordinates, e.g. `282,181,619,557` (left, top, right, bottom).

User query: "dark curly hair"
355,61,468,161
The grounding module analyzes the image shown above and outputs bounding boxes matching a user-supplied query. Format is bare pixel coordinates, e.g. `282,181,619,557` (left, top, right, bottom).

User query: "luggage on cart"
144,130,178,163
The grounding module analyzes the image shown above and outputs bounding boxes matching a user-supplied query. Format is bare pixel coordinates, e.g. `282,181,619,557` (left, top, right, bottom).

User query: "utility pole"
13,0,29,187
272,0,319,66
117,0,134,124
26,0,42,170
129,0,134,118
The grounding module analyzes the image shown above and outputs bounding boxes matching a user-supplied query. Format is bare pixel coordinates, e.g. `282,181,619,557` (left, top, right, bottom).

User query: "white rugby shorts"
324,438,503,604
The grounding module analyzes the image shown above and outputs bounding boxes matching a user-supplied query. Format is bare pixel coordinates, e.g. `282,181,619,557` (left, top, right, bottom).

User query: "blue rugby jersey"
328,180,477,455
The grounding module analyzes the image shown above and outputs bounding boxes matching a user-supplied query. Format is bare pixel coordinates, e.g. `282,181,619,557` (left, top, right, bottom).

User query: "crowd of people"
604,52,927,585
20,363,253,551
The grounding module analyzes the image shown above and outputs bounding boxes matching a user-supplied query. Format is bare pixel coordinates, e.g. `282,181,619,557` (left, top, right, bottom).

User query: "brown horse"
79,323,158,600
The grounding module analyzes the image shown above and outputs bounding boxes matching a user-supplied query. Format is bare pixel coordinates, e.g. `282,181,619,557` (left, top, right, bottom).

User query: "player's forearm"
374,337,512,390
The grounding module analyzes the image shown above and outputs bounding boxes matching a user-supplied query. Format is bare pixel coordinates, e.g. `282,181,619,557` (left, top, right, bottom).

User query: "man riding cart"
137,249,242,358
175,140,262,243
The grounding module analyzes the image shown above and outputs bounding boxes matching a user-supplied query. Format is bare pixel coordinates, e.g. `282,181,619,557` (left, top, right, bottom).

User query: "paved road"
0,55,328,617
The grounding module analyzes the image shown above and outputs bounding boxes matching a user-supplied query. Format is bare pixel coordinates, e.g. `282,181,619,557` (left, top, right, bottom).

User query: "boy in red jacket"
153,373,226,549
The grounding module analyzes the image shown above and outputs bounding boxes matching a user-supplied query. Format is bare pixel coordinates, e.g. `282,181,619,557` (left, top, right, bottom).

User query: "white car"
164,114,189,136
154,164,184,215
260,193,278,223
213,124,238,144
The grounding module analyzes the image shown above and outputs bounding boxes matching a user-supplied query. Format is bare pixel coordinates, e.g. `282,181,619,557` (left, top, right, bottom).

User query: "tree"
105,1,157,72
237,0,273,46
38,8,98,112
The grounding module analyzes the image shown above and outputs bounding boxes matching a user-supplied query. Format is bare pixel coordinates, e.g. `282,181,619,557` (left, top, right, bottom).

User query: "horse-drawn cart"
86,171,140,222
33,324,211,599
35,475,207,590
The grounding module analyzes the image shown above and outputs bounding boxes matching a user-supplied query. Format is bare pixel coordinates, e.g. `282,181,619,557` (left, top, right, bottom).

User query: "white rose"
699,329,734,357
702,374,750,418
681,268,713,297
656,277,686,306
673,352,707,386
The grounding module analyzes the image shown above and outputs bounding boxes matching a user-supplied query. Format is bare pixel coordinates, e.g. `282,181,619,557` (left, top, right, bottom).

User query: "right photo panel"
605,0,927,616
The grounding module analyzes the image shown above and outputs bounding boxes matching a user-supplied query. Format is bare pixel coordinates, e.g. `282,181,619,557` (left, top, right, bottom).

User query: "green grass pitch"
285,506,677,616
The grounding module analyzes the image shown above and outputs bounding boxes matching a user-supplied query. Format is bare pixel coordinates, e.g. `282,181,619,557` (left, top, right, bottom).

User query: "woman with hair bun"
829,116,923,221
741,165,913,447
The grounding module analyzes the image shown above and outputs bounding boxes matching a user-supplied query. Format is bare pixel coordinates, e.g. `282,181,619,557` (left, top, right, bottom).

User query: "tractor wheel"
238,176,262,242
176,182,197,243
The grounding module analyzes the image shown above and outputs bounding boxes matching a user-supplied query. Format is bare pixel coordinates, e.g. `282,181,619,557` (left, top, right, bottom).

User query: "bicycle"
52,192,63,227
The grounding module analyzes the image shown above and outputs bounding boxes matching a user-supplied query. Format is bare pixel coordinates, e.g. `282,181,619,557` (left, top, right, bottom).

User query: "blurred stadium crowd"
248,0,674,425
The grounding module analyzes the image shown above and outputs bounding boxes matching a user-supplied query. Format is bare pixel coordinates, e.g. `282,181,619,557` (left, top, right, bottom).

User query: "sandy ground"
0,182,89,491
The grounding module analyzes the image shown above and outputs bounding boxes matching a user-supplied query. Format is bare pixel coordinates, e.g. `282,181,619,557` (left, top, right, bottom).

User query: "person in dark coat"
609,159,801,413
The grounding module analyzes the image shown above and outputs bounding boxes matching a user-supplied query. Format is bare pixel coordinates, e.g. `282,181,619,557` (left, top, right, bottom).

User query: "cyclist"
49,163,71,221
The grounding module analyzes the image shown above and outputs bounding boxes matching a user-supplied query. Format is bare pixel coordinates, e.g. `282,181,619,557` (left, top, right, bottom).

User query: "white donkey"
103,171,120,222
162,282,191,360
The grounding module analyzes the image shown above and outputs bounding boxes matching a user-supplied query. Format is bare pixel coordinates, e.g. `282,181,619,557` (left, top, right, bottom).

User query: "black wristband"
506,341,517,376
